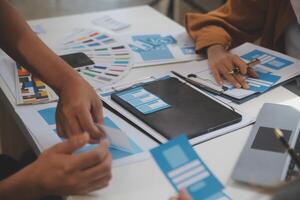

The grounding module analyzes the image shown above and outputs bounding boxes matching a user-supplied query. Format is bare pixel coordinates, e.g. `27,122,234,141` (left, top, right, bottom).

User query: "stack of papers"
118,32,201,67
54,28,132,87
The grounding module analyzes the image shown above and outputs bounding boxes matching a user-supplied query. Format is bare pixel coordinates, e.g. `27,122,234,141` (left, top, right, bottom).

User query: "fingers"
74,139,110,170
232,55,248,75
247,67,259,78
210,64,223,85
56,112,65,138
169,189,192,200
91,99,104,125
233,74,249,89
179,189,192,200
208,49,259,89
81,174,112,194
218,66,240,88
52,133,90,154
56,104,66,138
77,108,105,141
81,152,112,182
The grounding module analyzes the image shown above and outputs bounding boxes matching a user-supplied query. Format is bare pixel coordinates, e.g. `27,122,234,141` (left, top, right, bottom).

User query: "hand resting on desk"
206,44,258,89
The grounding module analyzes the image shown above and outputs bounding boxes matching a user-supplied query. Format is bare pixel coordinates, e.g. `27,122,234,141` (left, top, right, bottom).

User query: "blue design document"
119,32,201,67
115,86,171,114
150,135,231,200
175,43,300,102
15,103,158,167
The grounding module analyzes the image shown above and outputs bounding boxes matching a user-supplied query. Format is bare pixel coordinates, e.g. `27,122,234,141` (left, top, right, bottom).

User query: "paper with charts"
150,135,231,200
15,64,57,105
53,28,132,88
118,32,201,67
15,104,157,167
178,42,300,100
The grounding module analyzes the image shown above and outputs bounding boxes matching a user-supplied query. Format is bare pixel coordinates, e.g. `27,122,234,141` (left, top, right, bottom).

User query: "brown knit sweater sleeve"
185,0,268,53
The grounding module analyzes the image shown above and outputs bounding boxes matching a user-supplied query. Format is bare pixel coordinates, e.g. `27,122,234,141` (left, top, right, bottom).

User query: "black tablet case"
111,77,242,139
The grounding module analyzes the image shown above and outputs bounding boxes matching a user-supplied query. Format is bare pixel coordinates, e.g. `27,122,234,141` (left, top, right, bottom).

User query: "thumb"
52,133,90,154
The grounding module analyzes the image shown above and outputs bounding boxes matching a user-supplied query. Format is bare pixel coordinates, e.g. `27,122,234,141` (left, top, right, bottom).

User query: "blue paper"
117,86,171,114
150,135,224,200
241,49,293,70
37,107,142,160
129,34,176,61
246,71,280,93
38,107,56,125
136,99,171,114
181,47,195,55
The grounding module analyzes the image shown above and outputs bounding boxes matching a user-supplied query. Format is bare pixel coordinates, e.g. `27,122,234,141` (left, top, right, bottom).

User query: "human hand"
170,189,192,200
27,134,112,196
56,76,104,143
206,44,258,89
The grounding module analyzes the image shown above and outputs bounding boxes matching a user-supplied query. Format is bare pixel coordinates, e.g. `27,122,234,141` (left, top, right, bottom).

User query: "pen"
171,71,224,95
274,128,300,169
231,58,261,74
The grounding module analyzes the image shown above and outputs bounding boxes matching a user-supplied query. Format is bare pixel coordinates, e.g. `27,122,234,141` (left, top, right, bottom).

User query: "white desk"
0,5,299,200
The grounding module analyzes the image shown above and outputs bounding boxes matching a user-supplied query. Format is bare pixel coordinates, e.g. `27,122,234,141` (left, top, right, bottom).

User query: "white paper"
0,54,17,99
117,31,202,68
30,24,46,35
100,125,133,153
92,15,130,31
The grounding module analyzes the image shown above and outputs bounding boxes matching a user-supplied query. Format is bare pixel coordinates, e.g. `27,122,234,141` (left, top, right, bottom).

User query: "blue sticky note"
150,135,224,200
118,87,148,101
117,86,171,115
128,94,159,107
136,99,171,114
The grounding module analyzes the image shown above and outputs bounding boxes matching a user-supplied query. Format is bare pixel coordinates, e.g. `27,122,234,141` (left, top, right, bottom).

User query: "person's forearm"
0,0,81,93
0,164,43,200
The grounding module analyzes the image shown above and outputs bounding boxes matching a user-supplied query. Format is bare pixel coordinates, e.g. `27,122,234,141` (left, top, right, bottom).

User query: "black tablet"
111,77,242,139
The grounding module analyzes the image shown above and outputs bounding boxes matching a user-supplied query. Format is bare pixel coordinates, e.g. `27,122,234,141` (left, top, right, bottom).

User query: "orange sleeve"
185,0,268,53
